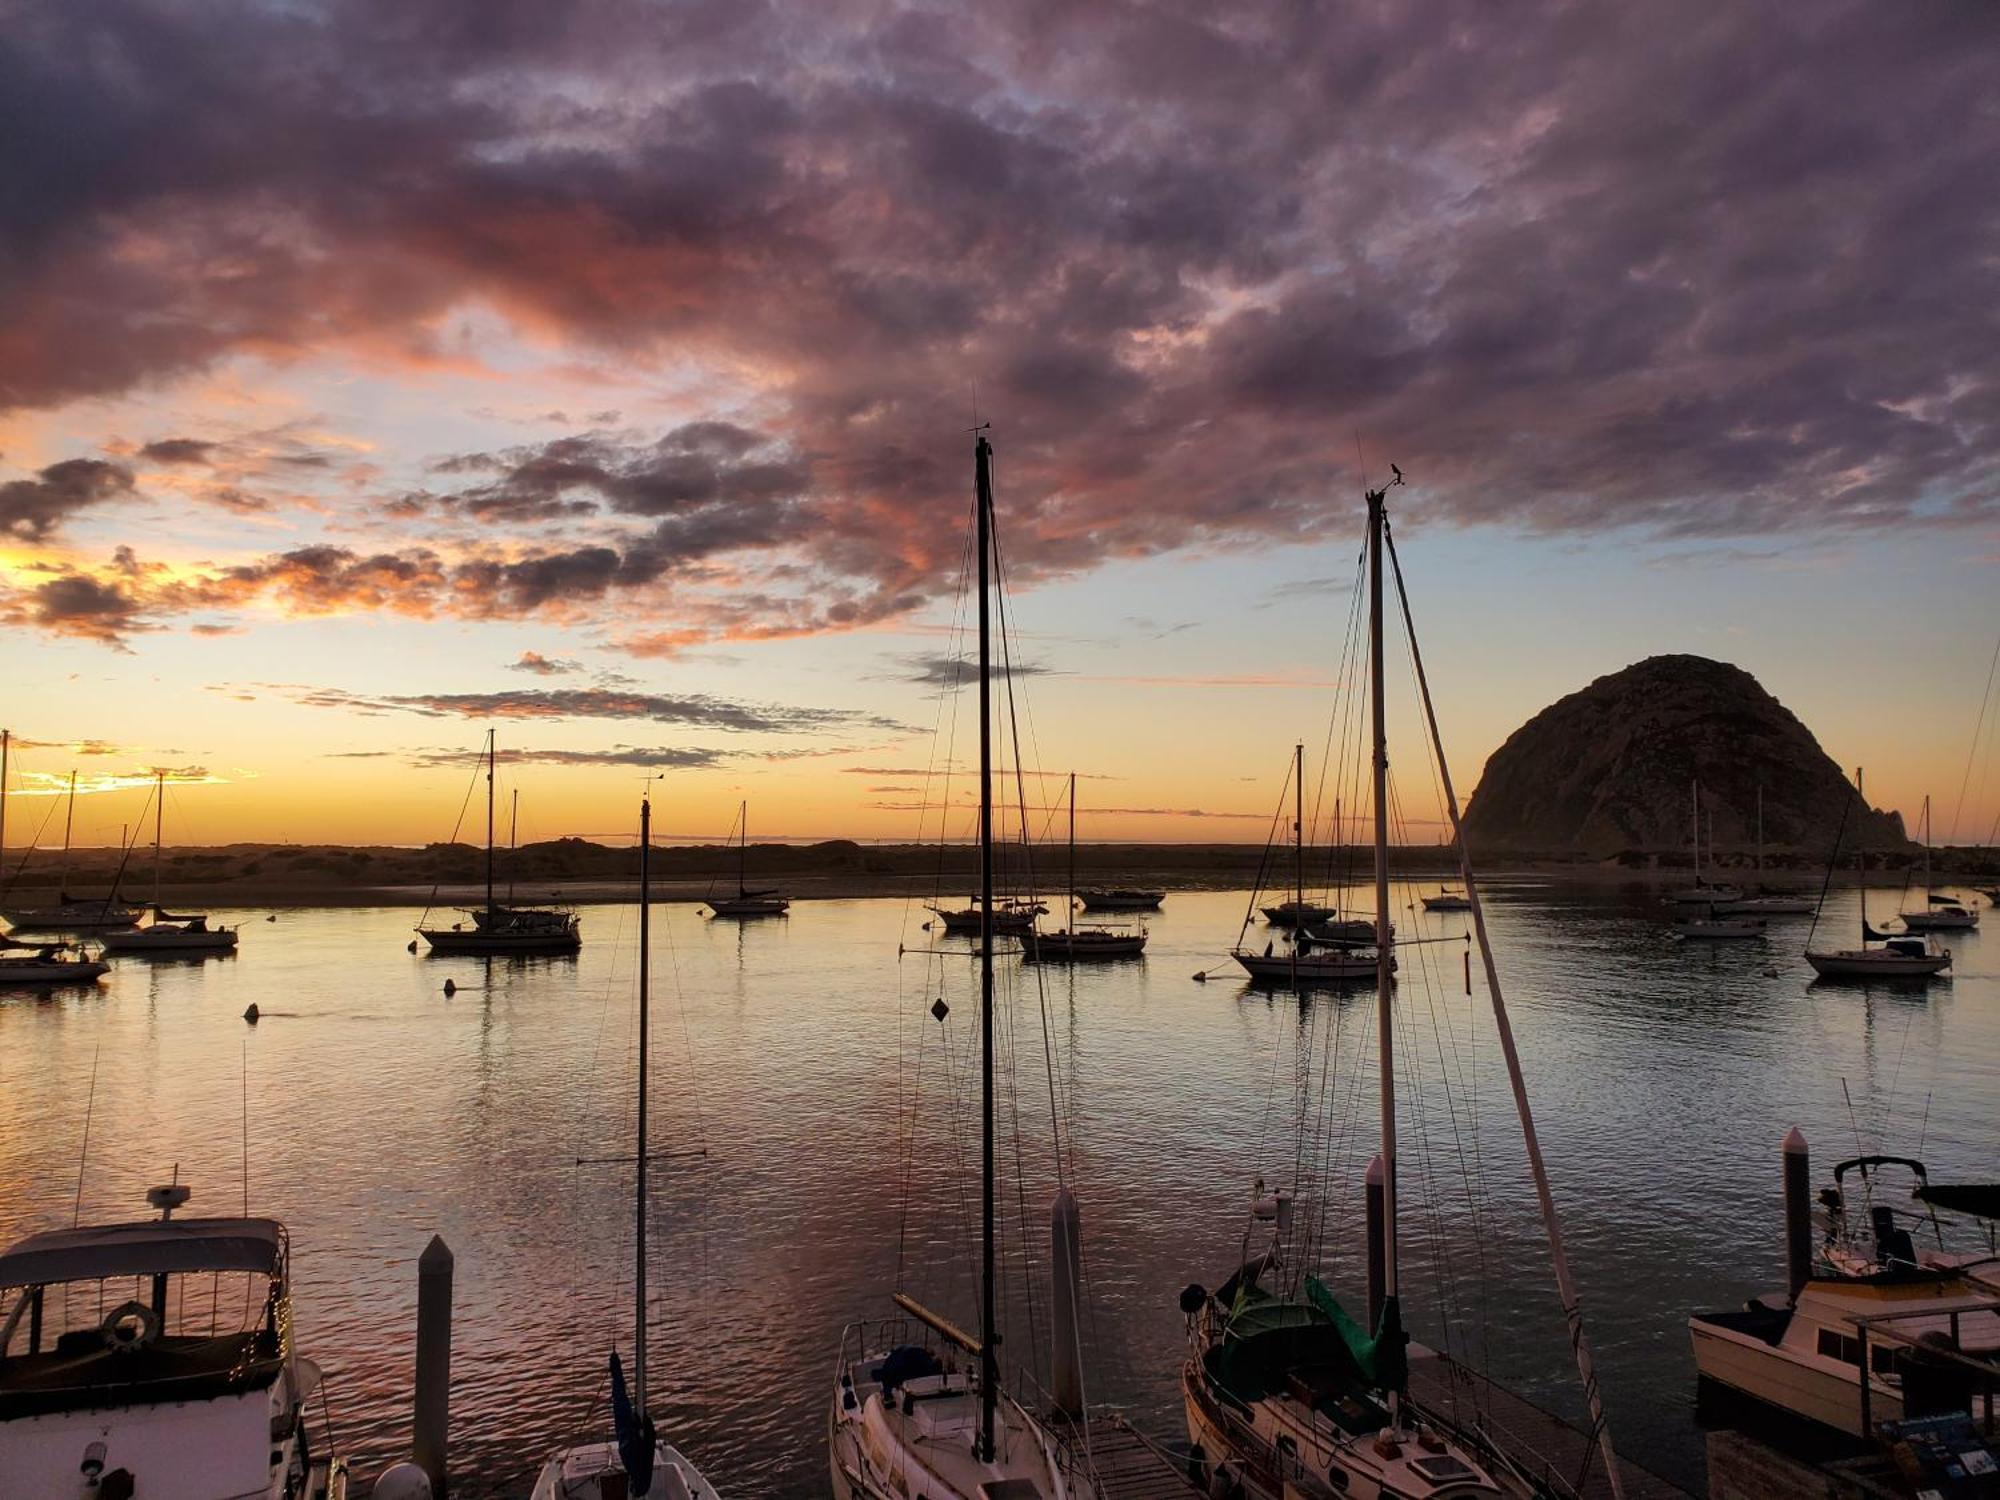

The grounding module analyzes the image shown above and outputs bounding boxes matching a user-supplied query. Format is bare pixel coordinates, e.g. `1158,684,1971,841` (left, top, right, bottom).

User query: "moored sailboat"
416,731,581,955
0,740,141,932
1896,796,1980,932
0,936,110,986
1025,773,1147,962
1183,470,1627,1499
531,792,719,1500
1805,769,1951,980
100,771,240,956
831,429,1104,1500
702,801,790,918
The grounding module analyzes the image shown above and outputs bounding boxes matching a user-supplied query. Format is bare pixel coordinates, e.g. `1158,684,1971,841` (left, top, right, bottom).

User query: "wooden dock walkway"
1408,1348,1693,1500
1051,1412,1205,1499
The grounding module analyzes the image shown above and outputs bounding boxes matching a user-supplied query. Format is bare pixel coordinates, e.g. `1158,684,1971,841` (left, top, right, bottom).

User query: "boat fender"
371,1463,435,1499
1179,1283,1208,1316
1371,1429,1402,1459
100,1299,161,1353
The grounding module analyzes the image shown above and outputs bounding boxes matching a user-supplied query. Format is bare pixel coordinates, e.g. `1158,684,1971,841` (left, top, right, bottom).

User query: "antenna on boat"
73,1042,102,1227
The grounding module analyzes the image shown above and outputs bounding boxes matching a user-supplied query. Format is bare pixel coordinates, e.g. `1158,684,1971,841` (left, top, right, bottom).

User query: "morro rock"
1461,655,1908,858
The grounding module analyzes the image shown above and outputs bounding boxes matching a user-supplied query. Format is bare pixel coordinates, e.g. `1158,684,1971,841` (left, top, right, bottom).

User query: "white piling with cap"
1050,1188,1084,1416
412,1235,454,1492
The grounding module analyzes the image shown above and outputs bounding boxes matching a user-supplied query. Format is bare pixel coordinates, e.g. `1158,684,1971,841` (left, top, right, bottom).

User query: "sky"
1,0,1996,850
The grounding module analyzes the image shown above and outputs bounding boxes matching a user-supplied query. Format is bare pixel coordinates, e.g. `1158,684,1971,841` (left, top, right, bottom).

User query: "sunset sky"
2,1,1995,850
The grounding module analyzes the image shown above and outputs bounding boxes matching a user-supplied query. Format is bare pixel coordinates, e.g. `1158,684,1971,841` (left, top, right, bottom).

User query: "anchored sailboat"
0,736,141,932
1897,796,1979,931
415,730,580,955
532,792,718,1500
1183,469,1629,1499
1024,773,1147,961
100,771,240,955
1805,769,1951,980
703,802,790,918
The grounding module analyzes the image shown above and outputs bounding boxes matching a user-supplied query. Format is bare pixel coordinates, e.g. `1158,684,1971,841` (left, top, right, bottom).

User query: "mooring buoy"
442,979,456,997
243,1003,260,1023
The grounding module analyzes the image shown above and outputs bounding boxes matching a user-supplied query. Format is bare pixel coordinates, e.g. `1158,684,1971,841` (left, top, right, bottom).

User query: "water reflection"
0,884,1988,1496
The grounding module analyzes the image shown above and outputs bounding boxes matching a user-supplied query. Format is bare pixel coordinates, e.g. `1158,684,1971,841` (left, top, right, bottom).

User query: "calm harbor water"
1,882,1994,1495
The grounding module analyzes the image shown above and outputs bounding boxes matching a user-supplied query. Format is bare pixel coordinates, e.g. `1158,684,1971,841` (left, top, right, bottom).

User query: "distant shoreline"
2,838,1986,912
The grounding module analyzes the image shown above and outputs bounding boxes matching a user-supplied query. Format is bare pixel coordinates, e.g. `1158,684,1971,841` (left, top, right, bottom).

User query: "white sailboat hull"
1899,910,1979,931
1806,948,1951,978
1233,948,1389,985
101,926,239,954
0,957,109,984
532,1439,719,1499
1689,1314,1897,1437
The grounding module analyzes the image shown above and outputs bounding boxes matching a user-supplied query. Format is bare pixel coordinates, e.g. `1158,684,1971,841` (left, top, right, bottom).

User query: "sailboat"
416,730,581,954
0,935,110,986
1805,769,1951,979
531,792,719,1500
1234,746,1388,986
830,430,1100,1500
1897,796,1979,931
1667,779,1742,905
1183,470,1627,1499
100,771,240,955
0,735,141,932
1714,786,1815,916
1024,774,1146,961
702,802,790,918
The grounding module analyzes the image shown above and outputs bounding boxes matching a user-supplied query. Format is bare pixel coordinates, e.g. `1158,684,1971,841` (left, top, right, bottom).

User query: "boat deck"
1406,1347,1692,1500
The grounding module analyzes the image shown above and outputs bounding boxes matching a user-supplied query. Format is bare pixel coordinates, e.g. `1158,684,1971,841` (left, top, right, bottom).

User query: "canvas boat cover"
0,1217,282,1288
1210,1279,1408,1405
1917,1183,2000,1221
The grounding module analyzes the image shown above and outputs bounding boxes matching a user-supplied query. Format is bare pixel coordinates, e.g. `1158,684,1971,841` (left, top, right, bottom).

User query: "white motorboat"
529,793,723,1500
0,1183,346,1498
0,938,110,986
1690,1278,1999,1438
1024,773,1148,963
702,801,790,918
416,732,581,954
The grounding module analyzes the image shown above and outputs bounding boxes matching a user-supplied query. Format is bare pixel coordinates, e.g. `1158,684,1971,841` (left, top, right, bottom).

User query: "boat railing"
1846,1296,2000,1437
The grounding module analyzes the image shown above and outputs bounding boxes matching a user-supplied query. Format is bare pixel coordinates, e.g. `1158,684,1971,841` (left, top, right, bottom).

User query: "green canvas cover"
1207,1317,1366,1407
1304,1277,1408,1391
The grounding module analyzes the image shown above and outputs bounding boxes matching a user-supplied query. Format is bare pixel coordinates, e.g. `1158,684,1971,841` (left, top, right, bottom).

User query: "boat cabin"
0,1206,325,1500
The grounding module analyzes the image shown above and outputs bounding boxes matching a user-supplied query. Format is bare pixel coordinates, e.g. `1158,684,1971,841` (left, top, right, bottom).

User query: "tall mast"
1922,794,1932,904
1294,741,1305,909
152,770,165,907
61,772,77,890
508,789,519,904
1366,484,1398,1361
1857,768,1868,943
740,800,748,897
1068,771,1076,935
1691,778,1700,886
635,791,652,1414
0,729,8,874
973,427,998,1464
1755,785,1763,882
484,729,496,916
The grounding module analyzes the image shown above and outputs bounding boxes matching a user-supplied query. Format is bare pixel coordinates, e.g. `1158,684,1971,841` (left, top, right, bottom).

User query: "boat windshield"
0,1221,287,1416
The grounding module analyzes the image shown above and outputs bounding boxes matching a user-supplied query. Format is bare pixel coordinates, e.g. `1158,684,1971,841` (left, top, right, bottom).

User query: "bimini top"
0,1217,283,1288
